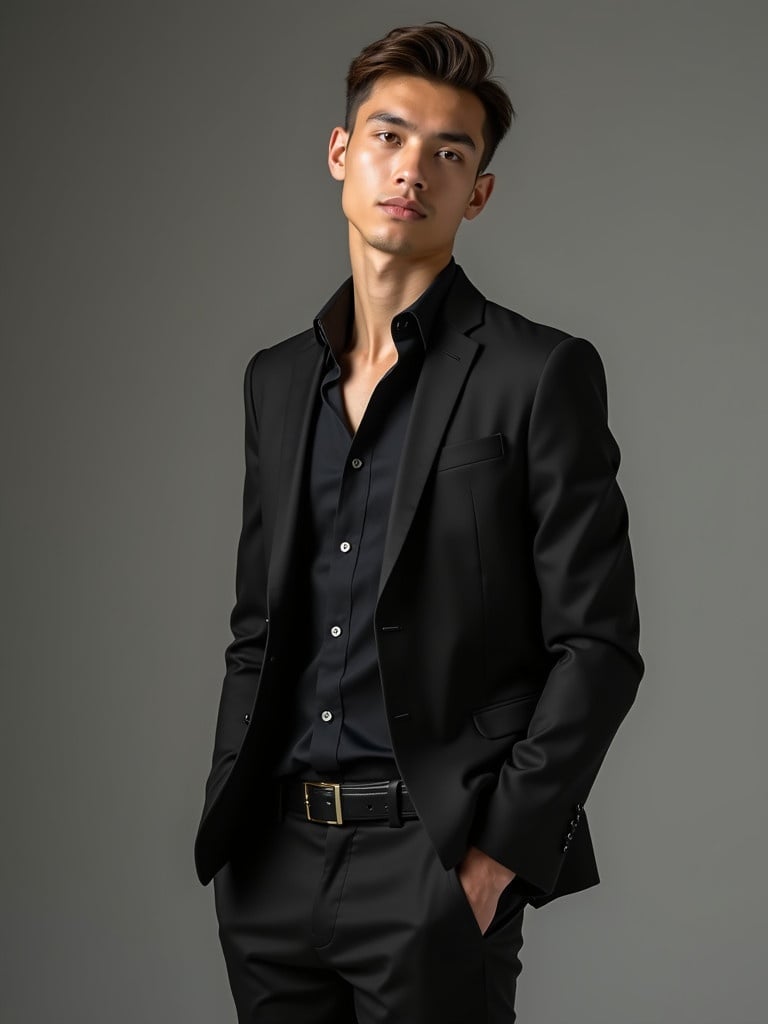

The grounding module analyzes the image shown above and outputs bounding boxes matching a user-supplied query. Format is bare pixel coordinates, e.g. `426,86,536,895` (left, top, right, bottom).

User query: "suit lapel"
266,335,324,616
378,267,486,599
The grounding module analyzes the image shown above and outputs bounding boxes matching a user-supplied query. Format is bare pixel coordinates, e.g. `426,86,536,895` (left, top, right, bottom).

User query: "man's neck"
347,235,453,366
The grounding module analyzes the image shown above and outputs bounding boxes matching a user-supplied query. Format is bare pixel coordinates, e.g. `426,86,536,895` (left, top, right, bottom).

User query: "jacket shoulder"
250,327,316,367
480,298,575,362
474,299,611,399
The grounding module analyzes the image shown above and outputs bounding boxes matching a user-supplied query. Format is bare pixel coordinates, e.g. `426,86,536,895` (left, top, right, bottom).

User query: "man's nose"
393,146,428,190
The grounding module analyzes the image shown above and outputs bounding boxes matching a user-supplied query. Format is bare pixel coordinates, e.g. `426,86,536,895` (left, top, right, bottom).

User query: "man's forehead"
357,74,485,135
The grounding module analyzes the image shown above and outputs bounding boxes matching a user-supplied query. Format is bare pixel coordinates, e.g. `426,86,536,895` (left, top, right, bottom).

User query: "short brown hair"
345,22,515,175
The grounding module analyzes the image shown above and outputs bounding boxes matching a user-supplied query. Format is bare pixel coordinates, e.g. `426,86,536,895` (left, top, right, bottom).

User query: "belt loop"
386,779,404,828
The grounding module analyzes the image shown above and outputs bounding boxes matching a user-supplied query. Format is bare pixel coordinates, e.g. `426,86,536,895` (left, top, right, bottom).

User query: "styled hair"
344,21,515,175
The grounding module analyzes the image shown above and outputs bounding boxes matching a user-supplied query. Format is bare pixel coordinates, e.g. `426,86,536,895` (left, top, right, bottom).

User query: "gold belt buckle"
304,781,343,825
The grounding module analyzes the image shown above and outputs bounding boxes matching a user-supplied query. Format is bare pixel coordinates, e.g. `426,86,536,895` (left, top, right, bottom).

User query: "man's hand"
455,846,517,935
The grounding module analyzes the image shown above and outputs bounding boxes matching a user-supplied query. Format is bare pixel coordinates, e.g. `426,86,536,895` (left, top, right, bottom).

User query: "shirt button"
330,625,343,637
321,710,333,723
339,541,351,553
351,457,363,470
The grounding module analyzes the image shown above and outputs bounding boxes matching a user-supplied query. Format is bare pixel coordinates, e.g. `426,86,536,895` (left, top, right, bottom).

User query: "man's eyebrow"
365,112,477,151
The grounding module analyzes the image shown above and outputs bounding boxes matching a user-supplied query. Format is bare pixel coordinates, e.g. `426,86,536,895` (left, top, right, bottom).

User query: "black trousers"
213,798,526,1023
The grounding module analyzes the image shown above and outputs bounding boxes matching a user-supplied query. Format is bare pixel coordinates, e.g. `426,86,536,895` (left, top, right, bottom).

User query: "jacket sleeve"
200,349,269,813
470,335,644,896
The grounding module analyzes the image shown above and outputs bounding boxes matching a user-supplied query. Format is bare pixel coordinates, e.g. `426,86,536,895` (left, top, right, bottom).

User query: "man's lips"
378,197,426,219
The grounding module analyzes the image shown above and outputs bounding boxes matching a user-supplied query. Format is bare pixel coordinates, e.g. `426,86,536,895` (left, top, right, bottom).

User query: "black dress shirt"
272,257,458,781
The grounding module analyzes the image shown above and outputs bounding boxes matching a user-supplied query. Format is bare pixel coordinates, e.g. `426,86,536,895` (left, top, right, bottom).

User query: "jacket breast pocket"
436,432,505,472
472,691,539,739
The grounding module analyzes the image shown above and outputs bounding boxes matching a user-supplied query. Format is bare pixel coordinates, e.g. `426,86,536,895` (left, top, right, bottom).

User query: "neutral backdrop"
2,2,766,1022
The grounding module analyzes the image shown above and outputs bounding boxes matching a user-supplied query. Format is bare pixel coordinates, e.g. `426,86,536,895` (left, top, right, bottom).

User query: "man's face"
328,74,495,262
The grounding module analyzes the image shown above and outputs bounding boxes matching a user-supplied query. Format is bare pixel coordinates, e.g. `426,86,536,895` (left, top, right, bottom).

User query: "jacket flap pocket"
472,691,539,739
437,432,505,472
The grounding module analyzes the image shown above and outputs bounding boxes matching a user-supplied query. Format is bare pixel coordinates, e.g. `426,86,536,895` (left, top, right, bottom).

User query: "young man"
195,21,644,1024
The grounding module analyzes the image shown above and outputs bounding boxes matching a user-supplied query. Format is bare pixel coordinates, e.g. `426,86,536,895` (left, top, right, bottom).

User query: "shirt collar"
313,256,458,356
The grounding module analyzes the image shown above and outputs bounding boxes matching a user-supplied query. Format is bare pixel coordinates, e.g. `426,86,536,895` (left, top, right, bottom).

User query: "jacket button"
242,713,250,724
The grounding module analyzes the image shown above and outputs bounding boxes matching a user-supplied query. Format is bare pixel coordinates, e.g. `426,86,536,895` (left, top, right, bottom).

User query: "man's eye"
438,149,461,162
376,132,399,143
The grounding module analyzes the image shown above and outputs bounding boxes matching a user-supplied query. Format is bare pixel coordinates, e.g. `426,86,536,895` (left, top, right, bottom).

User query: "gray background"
2,1,766,1021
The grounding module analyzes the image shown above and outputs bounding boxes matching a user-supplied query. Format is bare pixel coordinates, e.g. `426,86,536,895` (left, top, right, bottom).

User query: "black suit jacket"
194,264,644,909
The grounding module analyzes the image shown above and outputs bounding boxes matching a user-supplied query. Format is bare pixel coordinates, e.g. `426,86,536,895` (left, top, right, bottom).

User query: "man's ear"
464,172,495,221
328,127,349,181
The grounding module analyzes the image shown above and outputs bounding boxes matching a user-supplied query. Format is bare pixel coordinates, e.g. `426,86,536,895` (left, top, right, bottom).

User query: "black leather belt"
282,779,418,827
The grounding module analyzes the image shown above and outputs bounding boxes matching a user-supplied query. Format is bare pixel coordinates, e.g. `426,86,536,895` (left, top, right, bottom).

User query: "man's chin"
347,219,446,261
366,232,415,256
362,231,419,257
